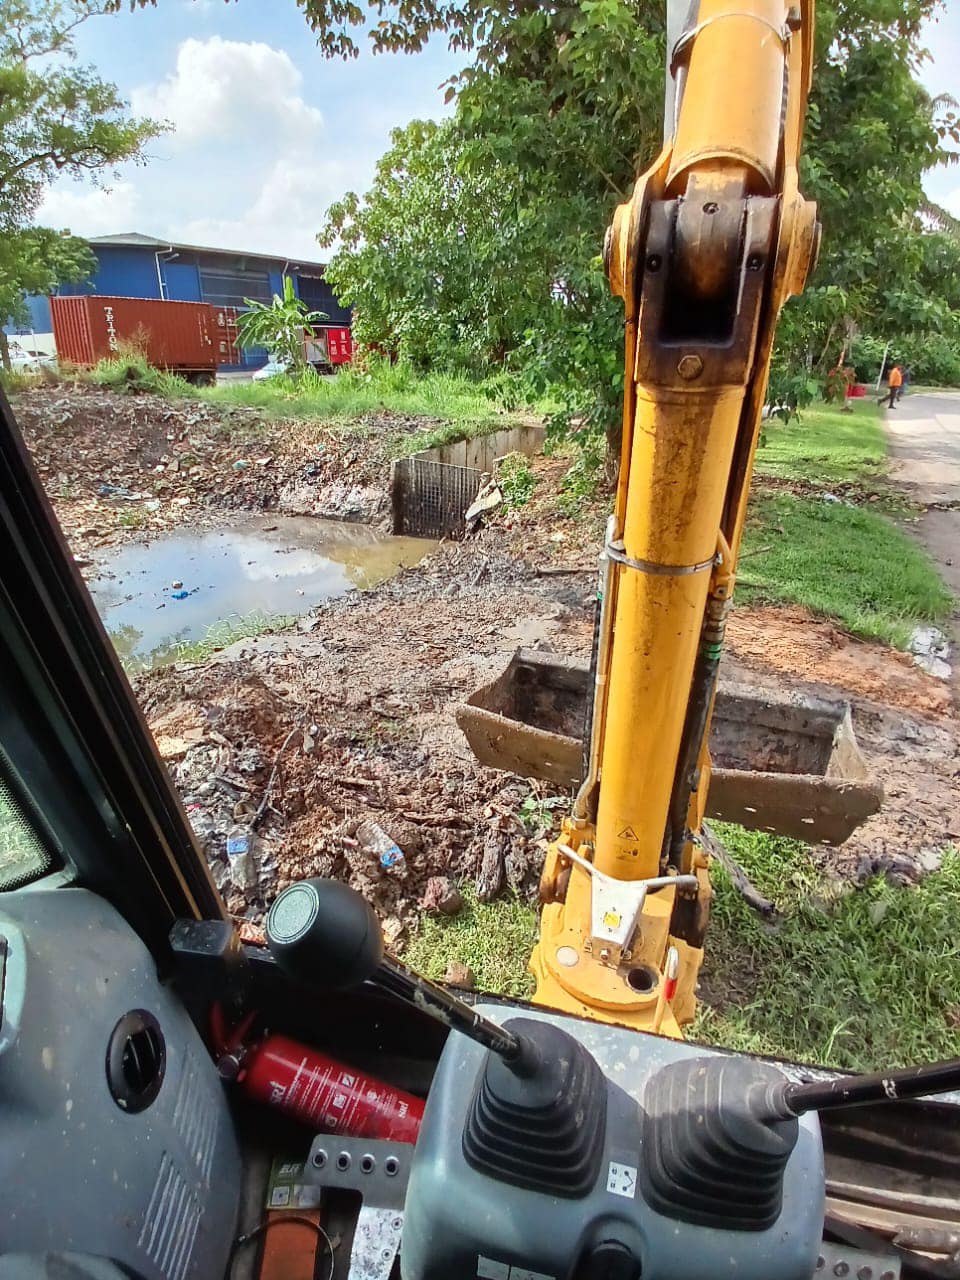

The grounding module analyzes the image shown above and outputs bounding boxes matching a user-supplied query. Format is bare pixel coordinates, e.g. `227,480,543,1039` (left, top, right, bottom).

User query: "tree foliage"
0,1,165,365
315,0,958,435
121,0,960,424
0,0,164,226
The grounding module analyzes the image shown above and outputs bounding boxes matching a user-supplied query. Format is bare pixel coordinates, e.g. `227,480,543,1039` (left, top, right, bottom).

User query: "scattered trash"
232,459,249,472
97,483,143,500
171,589,189,600
226,823,257,891
821,492,840,504
464,472,503,534
171,579,184,589
909,625,951,680
143,499,161,512
356,818,405,870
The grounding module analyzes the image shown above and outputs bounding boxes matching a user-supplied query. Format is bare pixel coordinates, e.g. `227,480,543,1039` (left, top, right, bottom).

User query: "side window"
0,776,56,891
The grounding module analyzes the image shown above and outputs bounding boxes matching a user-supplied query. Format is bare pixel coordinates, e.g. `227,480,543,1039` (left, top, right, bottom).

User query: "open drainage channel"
392,422,546,538
87,514,437,671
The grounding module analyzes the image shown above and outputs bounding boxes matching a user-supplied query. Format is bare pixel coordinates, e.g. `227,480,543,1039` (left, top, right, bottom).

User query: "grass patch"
89,351,192,398
113,610,293,673
695,825,960,1071
402,884,538,999
740,491,954,647
203,361,543,430
755,399,886,485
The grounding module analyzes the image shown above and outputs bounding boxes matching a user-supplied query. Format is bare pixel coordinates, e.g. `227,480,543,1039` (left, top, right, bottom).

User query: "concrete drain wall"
391,422,545,538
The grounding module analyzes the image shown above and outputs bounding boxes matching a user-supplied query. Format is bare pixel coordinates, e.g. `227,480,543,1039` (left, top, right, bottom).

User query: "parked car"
9,344,57,373
251,359,291,382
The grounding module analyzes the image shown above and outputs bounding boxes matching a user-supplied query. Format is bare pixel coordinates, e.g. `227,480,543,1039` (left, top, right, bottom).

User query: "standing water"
87,515,437,670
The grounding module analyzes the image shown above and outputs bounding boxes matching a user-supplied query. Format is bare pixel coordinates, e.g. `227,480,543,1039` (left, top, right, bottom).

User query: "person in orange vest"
883,363,903,408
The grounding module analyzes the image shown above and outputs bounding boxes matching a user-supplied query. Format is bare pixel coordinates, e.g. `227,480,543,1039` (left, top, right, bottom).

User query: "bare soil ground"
13,384,960,940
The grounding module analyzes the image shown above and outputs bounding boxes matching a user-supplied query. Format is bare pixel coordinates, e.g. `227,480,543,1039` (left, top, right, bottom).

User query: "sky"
36,1,960,262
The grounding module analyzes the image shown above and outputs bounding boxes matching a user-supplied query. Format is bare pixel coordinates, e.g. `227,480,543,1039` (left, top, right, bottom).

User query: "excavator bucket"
456,650,882,845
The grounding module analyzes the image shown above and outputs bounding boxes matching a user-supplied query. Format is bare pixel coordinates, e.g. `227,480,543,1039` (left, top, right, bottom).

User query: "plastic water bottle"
356,819,404,871
226,824,256,890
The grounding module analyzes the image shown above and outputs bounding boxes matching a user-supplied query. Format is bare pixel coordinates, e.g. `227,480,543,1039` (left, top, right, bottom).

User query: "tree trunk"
0,331,11,373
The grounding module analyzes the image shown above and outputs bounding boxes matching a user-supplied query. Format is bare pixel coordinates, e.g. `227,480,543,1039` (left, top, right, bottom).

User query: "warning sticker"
607,1160,638,1199
617,826,639,840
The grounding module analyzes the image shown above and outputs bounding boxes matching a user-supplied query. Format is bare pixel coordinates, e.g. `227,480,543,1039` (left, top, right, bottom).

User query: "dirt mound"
132,542,586,939
727,604,953,718
11,385,417,558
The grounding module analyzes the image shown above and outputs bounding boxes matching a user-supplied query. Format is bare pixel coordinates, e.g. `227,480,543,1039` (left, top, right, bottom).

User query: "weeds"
116,507,145,530
90,349,191,398
497,452,537,510
695,825,960,1071
203,357,546,428
557,432,605,515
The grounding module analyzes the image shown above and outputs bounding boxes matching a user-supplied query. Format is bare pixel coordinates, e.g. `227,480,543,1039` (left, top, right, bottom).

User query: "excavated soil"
13,384,960,939
12,383,433,559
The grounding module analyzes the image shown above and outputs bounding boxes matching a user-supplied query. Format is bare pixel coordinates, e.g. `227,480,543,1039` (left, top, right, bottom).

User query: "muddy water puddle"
88,515,437,669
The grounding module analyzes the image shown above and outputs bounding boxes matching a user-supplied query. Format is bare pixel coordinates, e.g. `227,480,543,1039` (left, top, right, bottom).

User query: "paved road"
886,391,960,504
885,391,960,603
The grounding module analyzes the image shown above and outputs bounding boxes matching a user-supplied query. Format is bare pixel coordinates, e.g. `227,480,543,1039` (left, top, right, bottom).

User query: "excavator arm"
529,0,820,1033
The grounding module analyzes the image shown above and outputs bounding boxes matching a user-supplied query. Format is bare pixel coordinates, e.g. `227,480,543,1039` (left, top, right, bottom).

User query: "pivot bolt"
677,354,704,380
833,1264,849,1277
857,1268,873,1280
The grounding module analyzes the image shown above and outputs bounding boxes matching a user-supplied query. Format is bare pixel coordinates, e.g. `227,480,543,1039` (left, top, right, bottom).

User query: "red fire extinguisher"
210,1005,423,1143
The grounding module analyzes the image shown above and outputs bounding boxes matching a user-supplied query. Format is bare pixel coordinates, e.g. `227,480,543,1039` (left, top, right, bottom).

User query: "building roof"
87,232,327,273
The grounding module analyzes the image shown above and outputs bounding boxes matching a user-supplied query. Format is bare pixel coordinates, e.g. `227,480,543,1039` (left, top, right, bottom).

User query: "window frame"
0,384,225,960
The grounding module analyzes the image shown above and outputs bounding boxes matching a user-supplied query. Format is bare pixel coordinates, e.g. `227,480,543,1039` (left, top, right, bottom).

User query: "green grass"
202,362,542,429
755,399,886,486
397,825,960,1071
695,825,960,1071
740,491,954,647
113,610,294,672
402,884,538,999
89,351,192,397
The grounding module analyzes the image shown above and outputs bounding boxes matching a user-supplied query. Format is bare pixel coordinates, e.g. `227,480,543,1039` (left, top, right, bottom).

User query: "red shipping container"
50,295,221,378
326,326,353,366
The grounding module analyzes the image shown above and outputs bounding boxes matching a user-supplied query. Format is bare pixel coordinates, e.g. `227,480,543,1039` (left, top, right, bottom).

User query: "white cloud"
35,181,142,237
178,152,356,259
130,36,323,146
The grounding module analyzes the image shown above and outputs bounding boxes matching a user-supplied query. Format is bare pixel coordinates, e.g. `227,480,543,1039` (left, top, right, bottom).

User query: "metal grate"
392,456,482,538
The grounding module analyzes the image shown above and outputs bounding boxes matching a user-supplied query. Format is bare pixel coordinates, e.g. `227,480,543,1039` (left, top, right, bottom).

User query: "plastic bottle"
356,819,404,870
226,824,256,890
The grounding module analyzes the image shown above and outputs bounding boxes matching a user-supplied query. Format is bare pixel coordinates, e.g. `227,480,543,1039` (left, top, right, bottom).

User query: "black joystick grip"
266,878,384,989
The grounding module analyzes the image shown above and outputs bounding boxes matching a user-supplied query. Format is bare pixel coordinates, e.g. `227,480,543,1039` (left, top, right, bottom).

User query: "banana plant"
235,276,328,375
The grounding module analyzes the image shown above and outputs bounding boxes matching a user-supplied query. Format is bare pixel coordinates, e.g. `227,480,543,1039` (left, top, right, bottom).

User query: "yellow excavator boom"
530,0,819,1033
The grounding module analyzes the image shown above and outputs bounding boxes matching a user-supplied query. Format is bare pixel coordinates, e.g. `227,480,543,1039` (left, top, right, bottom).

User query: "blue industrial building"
11,232,351,369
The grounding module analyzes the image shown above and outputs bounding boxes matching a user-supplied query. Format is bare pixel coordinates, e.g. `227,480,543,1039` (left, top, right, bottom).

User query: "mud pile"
12,385,437,557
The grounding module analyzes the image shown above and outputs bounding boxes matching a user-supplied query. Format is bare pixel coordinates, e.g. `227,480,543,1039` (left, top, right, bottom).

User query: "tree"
235,276,328,373
0,228,94,329
0,0,165,366
124,0,960,429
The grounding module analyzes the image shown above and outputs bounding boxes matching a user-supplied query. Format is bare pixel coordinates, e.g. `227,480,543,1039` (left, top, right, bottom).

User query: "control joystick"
266,878,609,1193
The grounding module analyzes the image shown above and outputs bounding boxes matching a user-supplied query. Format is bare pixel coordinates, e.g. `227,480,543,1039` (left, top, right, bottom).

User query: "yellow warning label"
602,910,621,929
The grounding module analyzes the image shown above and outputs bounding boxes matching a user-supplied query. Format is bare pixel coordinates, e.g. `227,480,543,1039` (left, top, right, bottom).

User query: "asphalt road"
886,390,960,606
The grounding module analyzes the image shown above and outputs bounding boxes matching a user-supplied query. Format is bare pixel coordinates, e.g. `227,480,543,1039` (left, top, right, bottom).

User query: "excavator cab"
3,4,960,1277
